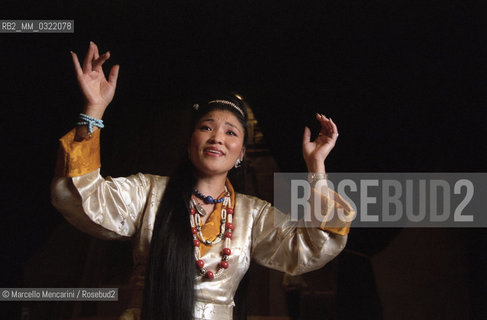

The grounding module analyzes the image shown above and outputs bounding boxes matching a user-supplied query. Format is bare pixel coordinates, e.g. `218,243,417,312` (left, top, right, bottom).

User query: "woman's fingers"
70,51,83,77
93,42,100,60
108,64,120,87
70,42,119,110
315,113,331,136
92,51,110,72
73,41,114,81
91,42,102,72
315,113,339,139
329,118,339,138
302,126,312,144
82,41,95,72
80,41,110,74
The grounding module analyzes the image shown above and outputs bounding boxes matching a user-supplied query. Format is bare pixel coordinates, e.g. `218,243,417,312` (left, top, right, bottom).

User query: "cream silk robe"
51,129,354,320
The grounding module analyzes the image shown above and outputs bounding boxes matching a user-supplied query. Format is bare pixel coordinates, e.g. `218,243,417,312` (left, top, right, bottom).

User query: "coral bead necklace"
190,188,234,280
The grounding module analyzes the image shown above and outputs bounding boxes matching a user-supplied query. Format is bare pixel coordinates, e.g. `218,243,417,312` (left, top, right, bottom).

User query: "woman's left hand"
302,113,339,173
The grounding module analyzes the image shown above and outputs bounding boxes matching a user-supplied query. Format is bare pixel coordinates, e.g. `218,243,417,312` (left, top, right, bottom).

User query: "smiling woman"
50,41,354,320
190,108,246,179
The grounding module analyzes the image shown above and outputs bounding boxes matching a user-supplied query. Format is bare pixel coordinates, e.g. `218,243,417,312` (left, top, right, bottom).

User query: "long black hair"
141,94,248,320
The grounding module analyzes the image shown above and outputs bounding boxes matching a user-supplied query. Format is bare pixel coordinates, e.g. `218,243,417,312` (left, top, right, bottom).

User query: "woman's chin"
195,165,232,177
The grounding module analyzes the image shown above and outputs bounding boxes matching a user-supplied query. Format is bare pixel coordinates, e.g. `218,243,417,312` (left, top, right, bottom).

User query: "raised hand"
71,41,119,119
302,113,339,173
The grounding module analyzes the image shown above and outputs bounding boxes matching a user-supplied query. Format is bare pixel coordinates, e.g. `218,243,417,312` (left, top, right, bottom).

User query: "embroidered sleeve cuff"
55,128,101,177
320,225,351,236
317,190,354,236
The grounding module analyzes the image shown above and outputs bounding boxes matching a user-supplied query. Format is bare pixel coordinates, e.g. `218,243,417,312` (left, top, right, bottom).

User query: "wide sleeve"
51,128,154,240
250,188,354,276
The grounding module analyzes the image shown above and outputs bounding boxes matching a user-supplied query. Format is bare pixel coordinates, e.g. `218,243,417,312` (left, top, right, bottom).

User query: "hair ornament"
193,104,200,111
208,100,245,118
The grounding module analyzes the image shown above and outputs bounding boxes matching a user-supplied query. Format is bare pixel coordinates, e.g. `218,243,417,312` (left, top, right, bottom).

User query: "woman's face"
189,109,246,177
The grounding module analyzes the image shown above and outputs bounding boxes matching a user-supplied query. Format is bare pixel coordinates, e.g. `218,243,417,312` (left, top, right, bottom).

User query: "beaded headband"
208,100,245,118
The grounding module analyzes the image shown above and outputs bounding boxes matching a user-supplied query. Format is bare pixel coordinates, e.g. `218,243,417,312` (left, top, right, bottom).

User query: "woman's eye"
226,130,237,136
200,125,211,131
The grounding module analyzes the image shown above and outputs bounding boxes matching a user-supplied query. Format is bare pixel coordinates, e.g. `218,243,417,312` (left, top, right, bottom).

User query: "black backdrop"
2,1,486,319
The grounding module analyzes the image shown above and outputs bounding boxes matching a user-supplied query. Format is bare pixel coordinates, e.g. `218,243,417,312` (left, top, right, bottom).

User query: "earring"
234,159,242,168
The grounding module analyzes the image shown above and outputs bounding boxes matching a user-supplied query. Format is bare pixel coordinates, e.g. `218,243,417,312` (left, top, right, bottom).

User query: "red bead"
225,222,234,231
219,261,229,269
205,271,214,279
191,227,197,234
224,232,233,239
190,208,196,215
193,240,200,247
226,208,234,215
196,259,204,268
222,248,231,256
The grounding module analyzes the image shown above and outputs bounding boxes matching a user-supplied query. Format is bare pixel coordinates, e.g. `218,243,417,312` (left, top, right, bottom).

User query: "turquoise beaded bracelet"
76,113,104,134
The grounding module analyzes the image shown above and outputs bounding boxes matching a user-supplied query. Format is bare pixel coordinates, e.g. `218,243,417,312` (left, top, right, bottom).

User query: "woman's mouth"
204,147,224,157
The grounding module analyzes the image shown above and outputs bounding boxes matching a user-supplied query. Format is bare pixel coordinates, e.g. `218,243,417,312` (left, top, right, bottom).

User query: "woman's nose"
209,129,224,144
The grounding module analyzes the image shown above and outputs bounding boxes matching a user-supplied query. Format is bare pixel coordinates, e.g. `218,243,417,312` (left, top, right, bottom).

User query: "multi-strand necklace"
190,188,234,280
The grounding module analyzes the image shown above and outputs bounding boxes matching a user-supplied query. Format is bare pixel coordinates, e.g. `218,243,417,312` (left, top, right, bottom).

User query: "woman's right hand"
71,41,119,119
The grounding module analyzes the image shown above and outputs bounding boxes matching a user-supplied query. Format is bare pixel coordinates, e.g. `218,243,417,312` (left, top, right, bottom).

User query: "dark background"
2,1,486,319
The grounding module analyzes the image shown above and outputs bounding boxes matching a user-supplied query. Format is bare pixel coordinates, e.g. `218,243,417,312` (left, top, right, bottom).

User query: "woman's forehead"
199,110,243,128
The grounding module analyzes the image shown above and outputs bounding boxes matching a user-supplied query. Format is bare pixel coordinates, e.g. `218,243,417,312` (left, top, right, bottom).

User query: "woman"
51,41,354,320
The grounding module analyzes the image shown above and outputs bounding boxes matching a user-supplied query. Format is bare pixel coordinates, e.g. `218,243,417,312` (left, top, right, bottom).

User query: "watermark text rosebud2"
0,288,117,301
274,173,487,228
